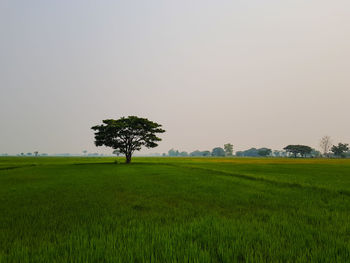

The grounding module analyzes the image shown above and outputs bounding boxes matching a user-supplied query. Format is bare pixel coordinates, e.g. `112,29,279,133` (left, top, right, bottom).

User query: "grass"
0,157,349,262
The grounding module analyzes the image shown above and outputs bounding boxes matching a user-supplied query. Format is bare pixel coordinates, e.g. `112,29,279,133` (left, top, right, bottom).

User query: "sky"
1,0,349,155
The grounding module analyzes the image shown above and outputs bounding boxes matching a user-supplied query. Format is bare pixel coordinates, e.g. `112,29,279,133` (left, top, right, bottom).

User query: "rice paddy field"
0,157,349,262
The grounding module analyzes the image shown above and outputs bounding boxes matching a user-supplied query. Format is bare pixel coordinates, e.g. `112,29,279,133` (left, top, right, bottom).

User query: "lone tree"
331,143,349,158
319,136,332,157
212,147,226,157
92,116,165,163
283,145,312,158
224,143,233,156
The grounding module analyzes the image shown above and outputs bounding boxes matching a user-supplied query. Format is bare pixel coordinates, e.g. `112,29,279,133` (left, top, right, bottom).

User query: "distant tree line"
166,143,235,157
164,136,350,159
236,148,272,157
15,152,46,157
8,130,349,162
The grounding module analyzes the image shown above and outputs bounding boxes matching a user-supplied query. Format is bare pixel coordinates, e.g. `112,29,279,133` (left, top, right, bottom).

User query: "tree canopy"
190,150,211,157
224,143,233,156
211,147,226,157
331,143,349,158
283,145,312,158
258,148,272,157
168,149,180,157
92,116,165,163
168,149,189,157
236,147,271,157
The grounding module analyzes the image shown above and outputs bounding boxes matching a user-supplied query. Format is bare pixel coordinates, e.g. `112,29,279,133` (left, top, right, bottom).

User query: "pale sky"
1,0,349,155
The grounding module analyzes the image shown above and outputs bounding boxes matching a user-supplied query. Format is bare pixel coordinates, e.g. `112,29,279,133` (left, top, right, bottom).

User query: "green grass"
0,157,349,262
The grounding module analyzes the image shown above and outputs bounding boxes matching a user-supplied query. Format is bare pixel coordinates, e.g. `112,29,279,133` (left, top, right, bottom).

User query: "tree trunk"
126,153,132,164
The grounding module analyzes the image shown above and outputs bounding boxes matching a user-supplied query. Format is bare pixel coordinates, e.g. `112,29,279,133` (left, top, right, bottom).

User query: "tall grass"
0,157,349,262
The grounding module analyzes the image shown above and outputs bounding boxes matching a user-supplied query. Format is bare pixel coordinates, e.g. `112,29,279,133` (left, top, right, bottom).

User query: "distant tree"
202,151,211,157
273,150,281,157
113,149,121,156
320,136,332,157
190,150,202,157
92,116,165,163
281,151,288,157
20,153,24,156
179,151,188,157
283,145,312,158
239,148,259,157
235,147,272,157
224,143,233,156
34,151,39,157
190,150,201,157
235,151,243,157
190,150,211,157
331,143,349,158
258,148,272,157
212,147,226,157
162,153,166,157
310,149,321,158
83,150,87,156
168,149,179,157
283,145,299,158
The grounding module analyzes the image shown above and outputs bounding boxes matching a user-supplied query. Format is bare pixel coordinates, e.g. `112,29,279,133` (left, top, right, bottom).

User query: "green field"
0,157,349,262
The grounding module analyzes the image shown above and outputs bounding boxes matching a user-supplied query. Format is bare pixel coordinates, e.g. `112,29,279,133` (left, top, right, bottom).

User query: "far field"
0,157,349,262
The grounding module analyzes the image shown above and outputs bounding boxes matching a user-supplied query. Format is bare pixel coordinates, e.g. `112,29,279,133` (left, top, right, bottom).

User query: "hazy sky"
1,0,349,155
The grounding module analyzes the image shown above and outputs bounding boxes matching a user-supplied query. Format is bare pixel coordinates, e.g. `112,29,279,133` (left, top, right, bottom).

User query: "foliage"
168,149,179,157
310,149,322,158
283,145,312,158
235,151,243,157
190,150,202,157
211,147,225,157
237,148,259,157
190,150,211,157
92,116,165,163
272,150,287,157
331,143,349,158
202,151,211,156
224,143,233,156
258,148,272,157
236,148,272,157
168,149,188,157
